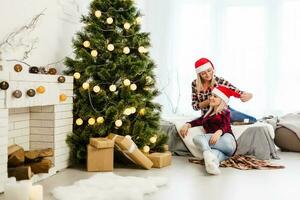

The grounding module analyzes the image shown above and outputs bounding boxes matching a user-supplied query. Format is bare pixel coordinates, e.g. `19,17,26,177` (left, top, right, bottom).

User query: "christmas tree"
64,0,167,163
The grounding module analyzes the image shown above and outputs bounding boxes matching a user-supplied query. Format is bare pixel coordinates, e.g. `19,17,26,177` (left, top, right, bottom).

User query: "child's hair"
196,73,216,93
204,98,227,117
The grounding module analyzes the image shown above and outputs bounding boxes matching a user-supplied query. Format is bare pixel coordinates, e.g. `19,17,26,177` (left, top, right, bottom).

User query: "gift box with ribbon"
147,151,172,168
108,134,153,169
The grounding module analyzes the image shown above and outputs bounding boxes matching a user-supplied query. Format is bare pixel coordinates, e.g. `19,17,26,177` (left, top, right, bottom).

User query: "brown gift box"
87,138,114,172
108,134,153,169
147,151,172,168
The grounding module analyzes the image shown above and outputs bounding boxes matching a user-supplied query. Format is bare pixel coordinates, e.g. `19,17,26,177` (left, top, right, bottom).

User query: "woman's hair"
204,97,228,118
195,71,216,93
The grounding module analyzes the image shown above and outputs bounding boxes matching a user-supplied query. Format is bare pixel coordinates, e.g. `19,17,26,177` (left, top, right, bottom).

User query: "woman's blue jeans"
229,107,257,123
193,133,236,164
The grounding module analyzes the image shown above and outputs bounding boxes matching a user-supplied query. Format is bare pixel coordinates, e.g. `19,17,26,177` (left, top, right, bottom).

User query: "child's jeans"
193,133,236,163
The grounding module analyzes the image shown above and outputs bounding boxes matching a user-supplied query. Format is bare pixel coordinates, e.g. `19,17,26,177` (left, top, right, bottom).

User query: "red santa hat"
195,58,214,74
212,85,241,103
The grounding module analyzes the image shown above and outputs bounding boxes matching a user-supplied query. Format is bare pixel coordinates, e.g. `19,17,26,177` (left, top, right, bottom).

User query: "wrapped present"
147,151,172,168
108,134,153,169
87,138,114,172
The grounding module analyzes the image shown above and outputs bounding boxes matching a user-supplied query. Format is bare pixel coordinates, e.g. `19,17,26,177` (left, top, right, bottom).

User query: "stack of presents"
87,134,172,172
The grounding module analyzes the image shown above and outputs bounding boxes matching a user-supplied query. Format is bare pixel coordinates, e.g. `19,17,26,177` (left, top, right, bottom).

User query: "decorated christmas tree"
64,0,167,163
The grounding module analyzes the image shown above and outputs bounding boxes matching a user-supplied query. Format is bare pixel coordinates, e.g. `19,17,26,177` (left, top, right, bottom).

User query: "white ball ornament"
82,82,90,90
109,84,117,92
143,145,150,153
88,118,96,125
123,79,131,86
73,72,81,80
138,46,145,53
130,84,137,91
83,41,90,48
107,44,114,51
106,17,113,24
123,108,132,115
76,118,83,126
91,50,98,57
95,10,102,18
93,85,101,93
97,117,104,124
130,107,136,114
124,22,131,30
123,47,130,54
115,119,123,127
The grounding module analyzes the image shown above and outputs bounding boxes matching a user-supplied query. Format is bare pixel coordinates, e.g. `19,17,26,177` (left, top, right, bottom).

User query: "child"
180,85,240,175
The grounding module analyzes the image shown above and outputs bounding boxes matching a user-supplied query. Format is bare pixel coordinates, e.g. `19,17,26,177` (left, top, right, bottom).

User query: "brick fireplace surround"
0,70,73,192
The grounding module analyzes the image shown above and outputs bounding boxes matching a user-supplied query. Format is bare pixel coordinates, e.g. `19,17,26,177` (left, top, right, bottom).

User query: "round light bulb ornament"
95,10,102,18
109,84,117,92
123,47,130,54
150,136,157,144
130,84,137,91
123,79,131,86
106,17,113,24
124,22,131,30
76,118,83,126
138,46,145,53
97,117,104,124
73,72,81,80
83,41,90,48
130,107,136,114
107,44,114,51
93,85,101,93
82,82,90,90
88,118,96,125
123,108,132,116
91,50,98,57
143,145,150,153
136,16,142,24
115,119,122,127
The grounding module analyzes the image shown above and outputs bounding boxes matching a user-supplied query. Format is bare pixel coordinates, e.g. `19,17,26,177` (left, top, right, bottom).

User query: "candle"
29,185,43,200
4,180,31,200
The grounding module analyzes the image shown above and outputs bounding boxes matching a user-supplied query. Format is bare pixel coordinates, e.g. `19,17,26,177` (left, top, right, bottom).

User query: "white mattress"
162,115,275,159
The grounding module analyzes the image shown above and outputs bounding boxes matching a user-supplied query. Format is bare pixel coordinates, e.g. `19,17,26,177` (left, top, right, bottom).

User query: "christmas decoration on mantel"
64,0,168,164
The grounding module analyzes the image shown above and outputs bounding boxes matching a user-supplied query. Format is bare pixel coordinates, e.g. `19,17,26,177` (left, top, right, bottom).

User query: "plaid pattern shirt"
192,76,243,114
188,109,233,135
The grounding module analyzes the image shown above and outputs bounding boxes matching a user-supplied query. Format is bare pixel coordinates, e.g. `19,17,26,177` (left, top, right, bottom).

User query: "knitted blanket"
189,155,284,170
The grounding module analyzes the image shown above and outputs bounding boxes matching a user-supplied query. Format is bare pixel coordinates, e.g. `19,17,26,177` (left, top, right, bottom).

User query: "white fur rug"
52,173,167,200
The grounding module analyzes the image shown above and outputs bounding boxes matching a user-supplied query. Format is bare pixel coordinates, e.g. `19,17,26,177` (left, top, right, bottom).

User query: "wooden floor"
1,151,299,200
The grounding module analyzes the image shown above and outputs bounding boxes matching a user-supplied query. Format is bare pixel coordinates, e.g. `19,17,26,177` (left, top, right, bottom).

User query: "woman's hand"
180,123,191,138
209,130,222,145
240,92,253,102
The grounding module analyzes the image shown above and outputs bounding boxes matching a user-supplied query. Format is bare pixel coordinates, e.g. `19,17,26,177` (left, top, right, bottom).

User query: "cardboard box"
87,138,114,172
147,151,172,168
108,134,153,169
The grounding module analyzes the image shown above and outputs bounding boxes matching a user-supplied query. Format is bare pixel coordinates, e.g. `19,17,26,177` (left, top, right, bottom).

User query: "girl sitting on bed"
180,85,240,175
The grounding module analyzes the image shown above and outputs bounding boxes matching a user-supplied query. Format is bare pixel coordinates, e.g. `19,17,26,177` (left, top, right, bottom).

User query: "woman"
181,85,239,175
192,57,256,123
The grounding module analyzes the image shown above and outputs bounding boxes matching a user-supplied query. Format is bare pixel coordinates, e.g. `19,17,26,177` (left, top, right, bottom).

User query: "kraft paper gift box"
147,151,172,168
108,134,153,169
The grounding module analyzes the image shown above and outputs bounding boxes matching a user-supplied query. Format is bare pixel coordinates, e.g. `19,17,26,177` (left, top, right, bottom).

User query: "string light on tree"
136,16,142,24
124,22,131,30
146,76,153,84
93,85,101,93
109,84,117,92
130,107,136,114
123,108,132,116
83,41,90,48
107,44,114,51
97,117,104,124
139,108,146,116
130,84,137,91
91,50,98,57
95,10,102,18
123,79,131,86
106,17,113,24
88,118,96,125
138,46,145,53
82,82,90,90
123,47,130,54
76,118,83,126
74,72,81,80
150,136,157,144
115,119,123,127
143,145,150,153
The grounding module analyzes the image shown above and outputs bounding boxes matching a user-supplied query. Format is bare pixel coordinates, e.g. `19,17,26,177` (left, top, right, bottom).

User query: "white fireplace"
0,69,73,192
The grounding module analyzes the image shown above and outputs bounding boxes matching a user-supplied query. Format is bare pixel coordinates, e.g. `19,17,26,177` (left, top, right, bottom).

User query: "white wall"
0,0,90,73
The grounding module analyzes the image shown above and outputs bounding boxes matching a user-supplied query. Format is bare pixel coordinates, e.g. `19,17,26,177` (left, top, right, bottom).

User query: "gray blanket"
236,126,279,160
161,120,278,160
277,113,300,140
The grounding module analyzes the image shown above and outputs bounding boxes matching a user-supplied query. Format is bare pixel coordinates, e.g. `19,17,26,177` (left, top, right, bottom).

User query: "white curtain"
137,0,300,118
